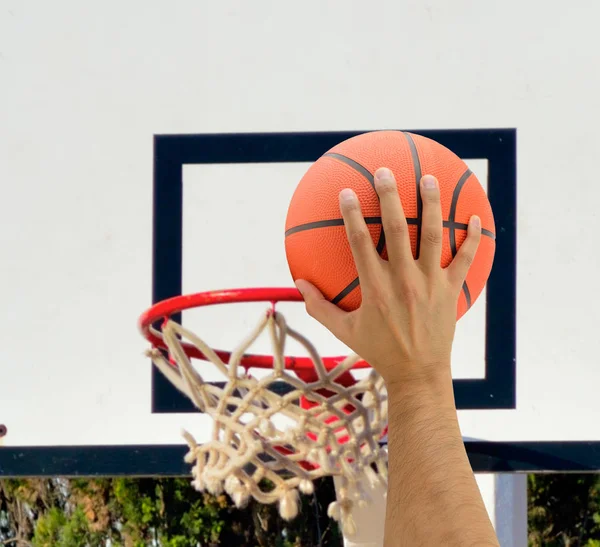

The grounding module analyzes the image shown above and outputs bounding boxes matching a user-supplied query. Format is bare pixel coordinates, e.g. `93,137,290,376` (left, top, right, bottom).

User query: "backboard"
1,0,600,478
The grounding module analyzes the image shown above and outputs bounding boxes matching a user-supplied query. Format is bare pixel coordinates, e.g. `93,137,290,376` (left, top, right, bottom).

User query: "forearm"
384,371,499,547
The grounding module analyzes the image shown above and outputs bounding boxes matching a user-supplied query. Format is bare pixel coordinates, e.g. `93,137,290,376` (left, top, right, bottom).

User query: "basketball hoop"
139,288,388,536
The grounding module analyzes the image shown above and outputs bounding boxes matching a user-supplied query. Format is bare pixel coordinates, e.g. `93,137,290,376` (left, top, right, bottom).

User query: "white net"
147,310,388,536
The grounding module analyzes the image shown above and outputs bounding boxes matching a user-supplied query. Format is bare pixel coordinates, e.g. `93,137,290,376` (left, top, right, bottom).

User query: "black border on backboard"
2,442,600,476
151,129,517,413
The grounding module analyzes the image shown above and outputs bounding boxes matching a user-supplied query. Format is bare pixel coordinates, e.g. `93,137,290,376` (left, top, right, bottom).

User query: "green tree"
0,476,342,546
528,474,600,546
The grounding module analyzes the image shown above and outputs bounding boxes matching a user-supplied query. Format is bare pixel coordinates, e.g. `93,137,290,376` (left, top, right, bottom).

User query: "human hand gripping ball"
294,169,481,387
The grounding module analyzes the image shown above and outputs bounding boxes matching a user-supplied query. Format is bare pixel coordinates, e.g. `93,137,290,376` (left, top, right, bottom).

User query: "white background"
1,0,599,447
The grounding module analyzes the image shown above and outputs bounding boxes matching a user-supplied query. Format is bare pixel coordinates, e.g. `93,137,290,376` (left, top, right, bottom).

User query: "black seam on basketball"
402,133,423,259
448,222,496,240
331,277,360,305
448,168,474,312
285,217,382,237
448,168,473,257
462,281,472,308
286,217,495,239
324,153,376,191
480,227,495,239
324,152,387,305
285,217,425,237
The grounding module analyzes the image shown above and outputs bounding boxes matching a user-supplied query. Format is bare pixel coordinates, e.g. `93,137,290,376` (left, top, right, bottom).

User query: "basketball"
285,131,496,319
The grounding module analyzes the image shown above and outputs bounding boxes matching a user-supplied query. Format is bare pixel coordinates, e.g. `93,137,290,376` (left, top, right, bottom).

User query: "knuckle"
397,278,419,302
423,190,440,203
404,286,420,305
364,290,393,317
348,228,371,247
341,199,361,213
458,250,474,268
365,283,386,304
376,181,398,196
385,219,407,237
470,229,482,243
424,230,442,246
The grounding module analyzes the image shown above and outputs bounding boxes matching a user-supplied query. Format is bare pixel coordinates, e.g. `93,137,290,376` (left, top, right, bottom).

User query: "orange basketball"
284,131,496,319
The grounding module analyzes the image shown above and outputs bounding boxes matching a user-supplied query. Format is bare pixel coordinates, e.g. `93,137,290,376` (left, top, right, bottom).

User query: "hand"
295,167,481,387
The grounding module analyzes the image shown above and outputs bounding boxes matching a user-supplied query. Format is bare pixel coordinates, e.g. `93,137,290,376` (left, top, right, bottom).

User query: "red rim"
138,287,371,374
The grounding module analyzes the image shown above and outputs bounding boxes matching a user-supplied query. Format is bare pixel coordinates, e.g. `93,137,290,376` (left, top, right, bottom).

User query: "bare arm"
296,167,499,546
386,373,497,546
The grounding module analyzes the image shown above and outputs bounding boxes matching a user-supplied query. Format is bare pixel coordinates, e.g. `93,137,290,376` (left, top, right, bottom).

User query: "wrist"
385,361,455,406
385,367,463,454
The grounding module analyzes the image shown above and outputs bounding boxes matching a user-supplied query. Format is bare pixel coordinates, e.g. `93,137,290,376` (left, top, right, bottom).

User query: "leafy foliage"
3,473,599,545
528,474,600,546
0,476,341,546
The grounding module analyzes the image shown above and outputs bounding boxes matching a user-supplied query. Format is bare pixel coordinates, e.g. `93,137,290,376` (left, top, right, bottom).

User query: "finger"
374,167,413,268
295,279,349,339
418,175,443,272
446,216,482,287
339,188,381,288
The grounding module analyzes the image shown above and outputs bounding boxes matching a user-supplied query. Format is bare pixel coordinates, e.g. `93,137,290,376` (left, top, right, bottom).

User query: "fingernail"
471,215,481,229
375,167,392,181
295,280,306,296
339,188,356,202
421,175,437,189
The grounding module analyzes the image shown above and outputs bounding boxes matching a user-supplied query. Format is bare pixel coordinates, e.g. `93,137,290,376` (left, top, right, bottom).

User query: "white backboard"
1,0,599,475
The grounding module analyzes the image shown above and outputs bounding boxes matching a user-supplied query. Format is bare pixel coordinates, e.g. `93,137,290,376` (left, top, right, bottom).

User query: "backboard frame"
152,129,517,413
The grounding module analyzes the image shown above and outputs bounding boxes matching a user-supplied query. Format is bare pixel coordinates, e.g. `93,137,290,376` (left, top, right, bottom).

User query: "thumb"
295,279,348,336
